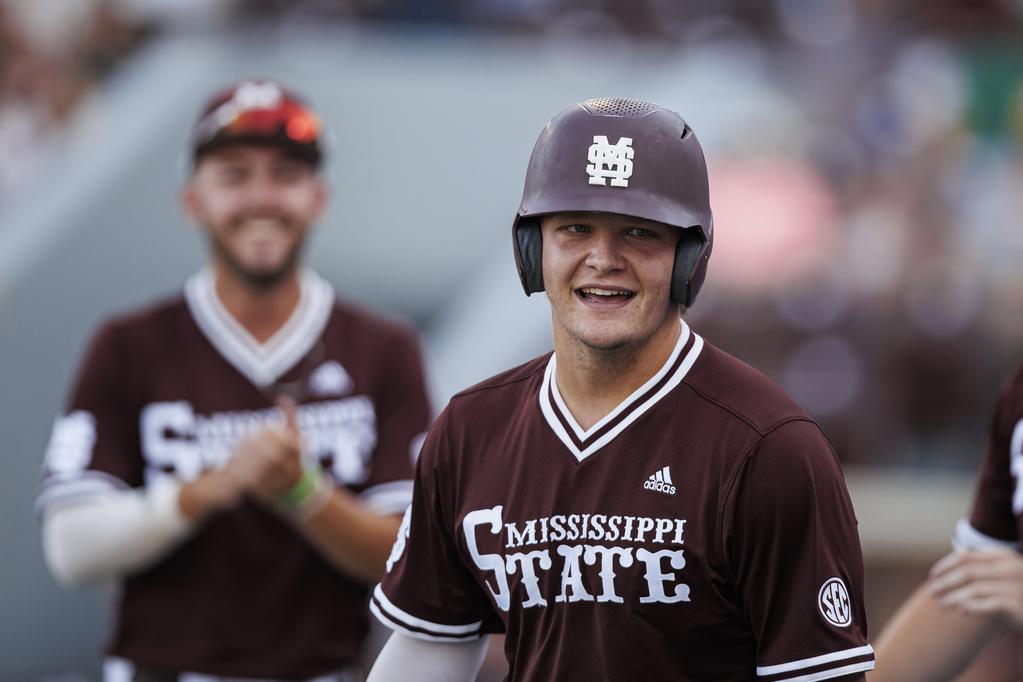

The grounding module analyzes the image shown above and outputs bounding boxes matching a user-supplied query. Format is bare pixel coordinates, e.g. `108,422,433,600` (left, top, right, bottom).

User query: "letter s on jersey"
140,401,202,480
463,506,511,611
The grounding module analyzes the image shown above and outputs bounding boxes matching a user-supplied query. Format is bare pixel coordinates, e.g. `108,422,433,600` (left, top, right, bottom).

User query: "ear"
309,177,329,221
179,180,203,230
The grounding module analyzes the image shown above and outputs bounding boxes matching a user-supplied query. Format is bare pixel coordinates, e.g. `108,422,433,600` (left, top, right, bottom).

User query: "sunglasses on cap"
191,81,324,166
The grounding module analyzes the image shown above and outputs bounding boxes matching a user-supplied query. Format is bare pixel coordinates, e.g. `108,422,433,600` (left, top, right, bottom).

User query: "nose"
241,169,284,210
584,230,625,273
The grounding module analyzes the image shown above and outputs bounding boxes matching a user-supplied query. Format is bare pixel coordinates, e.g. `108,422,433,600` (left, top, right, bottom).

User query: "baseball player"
873,365,1023,680
366,98,873,681
38,80,432,681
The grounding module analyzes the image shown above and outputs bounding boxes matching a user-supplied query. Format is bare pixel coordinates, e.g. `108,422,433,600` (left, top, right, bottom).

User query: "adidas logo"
644,466,676,495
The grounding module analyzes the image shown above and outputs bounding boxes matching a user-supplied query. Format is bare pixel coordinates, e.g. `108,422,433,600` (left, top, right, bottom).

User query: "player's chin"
236,262,296,289
575,324,642,352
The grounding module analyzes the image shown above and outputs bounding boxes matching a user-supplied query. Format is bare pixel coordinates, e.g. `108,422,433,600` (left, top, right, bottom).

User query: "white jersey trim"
768,660,875,682
951,518,1020,552
372,584,482,636
104,656,358,682
184,268,334,387
369,599,484,644
552,319,690,442
361,480,414,515
539,319,703,462
756,644,874,676
37,471,129,515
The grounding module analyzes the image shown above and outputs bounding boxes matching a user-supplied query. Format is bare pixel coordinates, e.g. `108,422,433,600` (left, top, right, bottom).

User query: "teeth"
581,288,631,297
243,218,282,229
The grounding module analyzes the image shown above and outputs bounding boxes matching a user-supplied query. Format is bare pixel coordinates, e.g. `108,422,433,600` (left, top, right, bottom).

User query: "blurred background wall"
1,0,1021,678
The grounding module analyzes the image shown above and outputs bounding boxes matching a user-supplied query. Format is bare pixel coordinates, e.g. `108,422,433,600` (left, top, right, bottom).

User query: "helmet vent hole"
583,97,658,117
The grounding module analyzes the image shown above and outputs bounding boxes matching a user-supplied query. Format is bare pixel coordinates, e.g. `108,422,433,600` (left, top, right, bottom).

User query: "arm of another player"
871,547,1023,681
43,463,249,586
41,321,247,586
43,481,191,586
366,632,488,682
872,369,1023,681
871,576,1001,682
290,481,404,584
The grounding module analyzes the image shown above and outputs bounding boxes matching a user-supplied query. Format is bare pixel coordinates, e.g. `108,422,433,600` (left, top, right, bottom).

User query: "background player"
37,80,432,681
872,366,1023,680
367,98,873,681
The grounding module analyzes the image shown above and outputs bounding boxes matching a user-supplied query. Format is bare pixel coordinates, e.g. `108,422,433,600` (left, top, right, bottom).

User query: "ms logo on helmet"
587,135,634,187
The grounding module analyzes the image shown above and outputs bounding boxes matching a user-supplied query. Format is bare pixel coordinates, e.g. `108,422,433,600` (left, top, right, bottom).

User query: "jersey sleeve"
724,419,874,682
953,370,1022,551
371,408,500,642
357,326,432,515
37,322,145,514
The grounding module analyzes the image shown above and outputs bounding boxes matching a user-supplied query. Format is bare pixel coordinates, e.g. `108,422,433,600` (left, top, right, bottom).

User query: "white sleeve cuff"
361,480,414,515
951,518,1020,552
366,631,488,682
43,479,197,587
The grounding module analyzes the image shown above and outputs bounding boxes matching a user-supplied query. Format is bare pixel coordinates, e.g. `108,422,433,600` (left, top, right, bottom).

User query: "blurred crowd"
3,0,1023,472
0,0,149,201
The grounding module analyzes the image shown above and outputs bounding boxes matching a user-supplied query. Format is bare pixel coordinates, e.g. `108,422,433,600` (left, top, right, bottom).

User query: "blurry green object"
965,42,1023,140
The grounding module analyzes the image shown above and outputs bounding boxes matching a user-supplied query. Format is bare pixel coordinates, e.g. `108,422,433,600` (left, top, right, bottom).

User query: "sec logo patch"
818,577,852,627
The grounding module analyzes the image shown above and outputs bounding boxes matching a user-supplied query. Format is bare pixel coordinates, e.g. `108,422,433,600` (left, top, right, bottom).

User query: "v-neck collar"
538,319,704,462
184,267,334,388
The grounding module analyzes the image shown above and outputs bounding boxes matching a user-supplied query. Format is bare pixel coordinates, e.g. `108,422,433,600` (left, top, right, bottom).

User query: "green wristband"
277,468,324,509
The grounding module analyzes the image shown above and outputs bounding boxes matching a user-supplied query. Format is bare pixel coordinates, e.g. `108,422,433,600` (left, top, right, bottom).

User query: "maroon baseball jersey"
38,269,431,679
955,361,1023,553
373,321,873,681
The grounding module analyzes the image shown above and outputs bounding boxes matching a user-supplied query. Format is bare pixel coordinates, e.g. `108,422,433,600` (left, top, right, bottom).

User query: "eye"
274,161,308,183
563,224,590,234
217,166,248,184
626,226,655,238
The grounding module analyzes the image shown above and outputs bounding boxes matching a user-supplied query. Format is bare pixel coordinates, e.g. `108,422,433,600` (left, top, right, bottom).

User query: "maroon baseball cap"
190,80,324,167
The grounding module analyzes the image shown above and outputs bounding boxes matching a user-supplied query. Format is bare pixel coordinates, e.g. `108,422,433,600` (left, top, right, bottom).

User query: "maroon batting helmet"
512,97,713,307
190,80,324,167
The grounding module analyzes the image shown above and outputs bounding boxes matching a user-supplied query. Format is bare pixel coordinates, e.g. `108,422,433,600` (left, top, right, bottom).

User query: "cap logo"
231,81,283,111
586,135,634,188
818,577,853,627
198,82,287,141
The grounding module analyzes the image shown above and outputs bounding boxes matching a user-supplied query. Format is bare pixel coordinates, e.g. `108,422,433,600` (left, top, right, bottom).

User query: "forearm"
367,632,488,682
872,583,999,682
42,479,195,587
294,487,403,584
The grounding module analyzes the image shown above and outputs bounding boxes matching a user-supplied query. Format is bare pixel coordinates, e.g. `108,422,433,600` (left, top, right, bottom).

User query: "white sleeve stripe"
369,599,483,643
770,660,874,682
39,470,129,492
361,480,414,497
360,480,413,515
372,584,482,635
36,475,129,514
756,644,874,676
362,494,412,515
952,518,1019,552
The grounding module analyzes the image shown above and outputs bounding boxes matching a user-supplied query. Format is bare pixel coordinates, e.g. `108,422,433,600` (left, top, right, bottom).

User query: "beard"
206,227,306,292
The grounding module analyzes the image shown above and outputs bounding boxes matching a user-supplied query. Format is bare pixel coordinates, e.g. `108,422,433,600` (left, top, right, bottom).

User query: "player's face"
182,145,326,289
541,212,681,353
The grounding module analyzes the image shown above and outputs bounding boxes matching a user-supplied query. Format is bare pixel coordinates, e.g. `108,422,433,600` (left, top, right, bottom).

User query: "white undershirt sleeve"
366,632,489,682
42,479,196,587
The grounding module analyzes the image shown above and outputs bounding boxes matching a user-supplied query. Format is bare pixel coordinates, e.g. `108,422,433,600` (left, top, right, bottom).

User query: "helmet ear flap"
515,219,545,295
671,228,710,306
